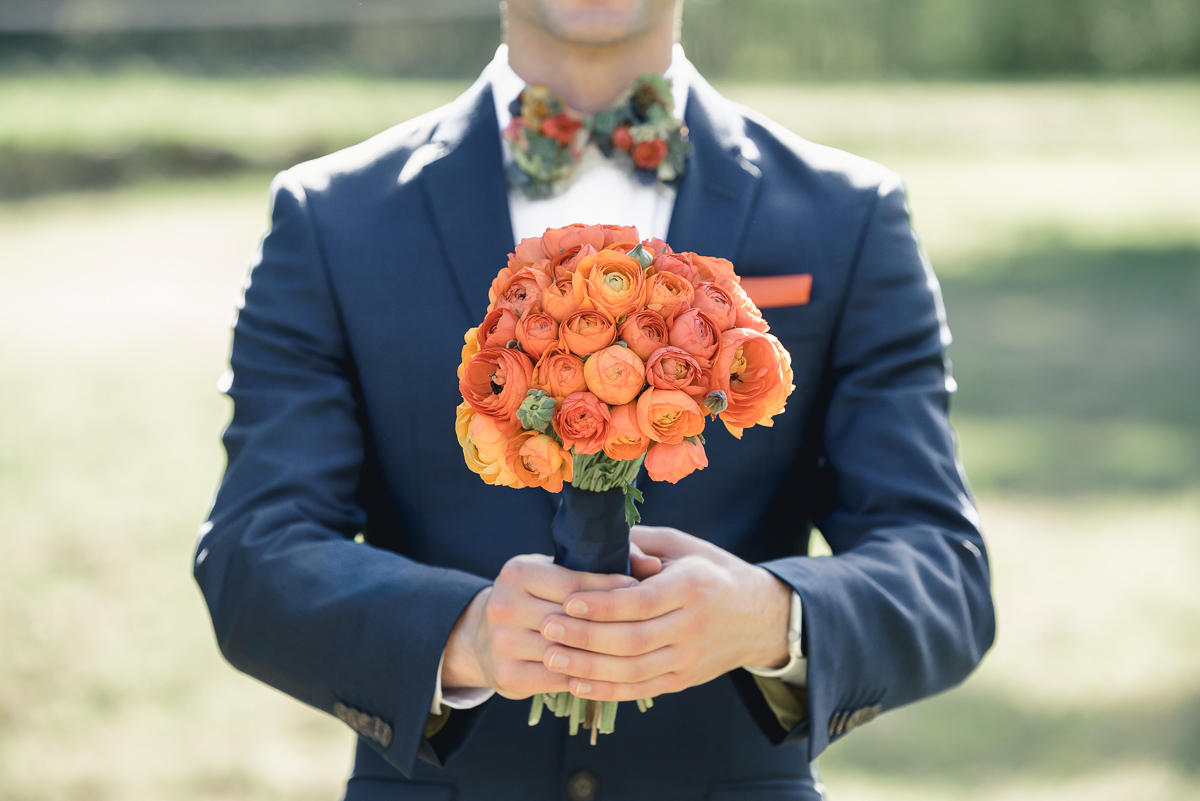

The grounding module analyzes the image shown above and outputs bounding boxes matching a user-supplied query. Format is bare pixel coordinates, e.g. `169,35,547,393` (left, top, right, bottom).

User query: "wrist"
744,568,792,669
441,586,491,690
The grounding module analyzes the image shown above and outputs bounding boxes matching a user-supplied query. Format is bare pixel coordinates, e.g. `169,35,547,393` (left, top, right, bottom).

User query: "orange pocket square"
739,274,812,309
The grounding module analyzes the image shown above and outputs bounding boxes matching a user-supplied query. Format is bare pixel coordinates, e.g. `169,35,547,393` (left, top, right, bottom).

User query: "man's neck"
505,18,675,113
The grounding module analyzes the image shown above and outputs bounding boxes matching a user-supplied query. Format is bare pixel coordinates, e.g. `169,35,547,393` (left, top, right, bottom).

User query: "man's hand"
539,526,792,702
441,554,639,699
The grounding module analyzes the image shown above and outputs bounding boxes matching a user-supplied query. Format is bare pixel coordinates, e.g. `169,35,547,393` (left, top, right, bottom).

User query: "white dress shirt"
433,44,806,716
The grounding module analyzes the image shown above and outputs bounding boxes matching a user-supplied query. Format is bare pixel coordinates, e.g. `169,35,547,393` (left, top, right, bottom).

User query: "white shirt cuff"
743,591,808,687
431,652,495,715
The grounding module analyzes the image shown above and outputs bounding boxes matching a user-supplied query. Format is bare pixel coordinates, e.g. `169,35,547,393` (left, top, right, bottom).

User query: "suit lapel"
667,73,763,262
421,80,516,325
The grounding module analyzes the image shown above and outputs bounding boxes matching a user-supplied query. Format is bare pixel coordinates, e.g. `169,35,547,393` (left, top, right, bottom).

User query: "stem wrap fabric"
551,484,631,576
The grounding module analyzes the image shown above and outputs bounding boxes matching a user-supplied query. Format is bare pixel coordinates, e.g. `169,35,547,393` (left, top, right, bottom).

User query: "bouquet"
456,224,794,742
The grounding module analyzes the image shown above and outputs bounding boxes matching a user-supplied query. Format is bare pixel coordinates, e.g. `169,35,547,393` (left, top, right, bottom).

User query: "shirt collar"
484,42,691,136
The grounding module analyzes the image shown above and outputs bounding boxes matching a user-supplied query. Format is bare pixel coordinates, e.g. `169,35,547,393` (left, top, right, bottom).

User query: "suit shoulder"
730,99,904,202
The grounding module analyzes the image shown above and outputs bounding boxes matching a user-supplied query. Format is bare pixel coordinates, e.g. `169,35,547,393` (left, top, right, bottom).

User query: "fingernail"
565,599,588,617
543,621,565,641
574,681,592,694
548,653,569,670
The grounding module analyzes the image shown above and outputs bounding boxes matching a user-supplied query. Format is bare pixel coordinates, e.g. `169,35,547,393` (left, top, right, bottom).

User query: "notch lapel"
420,80,516,325
667,74,763,262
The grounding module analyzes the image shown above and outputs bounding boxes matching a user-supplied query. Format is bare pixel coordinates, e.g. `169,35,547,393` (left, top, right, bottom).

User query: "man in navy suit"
194,1,996,798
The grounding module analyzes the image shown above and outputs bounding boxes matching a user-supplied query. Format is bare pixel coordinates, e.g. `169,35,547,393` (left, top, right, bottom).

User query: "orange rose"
644,270,695,322
711,328,795,438
635,387,706,444
692,282,738,331
668,308,721,365
457,403,524,488
516,311,559,361
717,277,770,333
488,265,551,318
555,392,612,456
603,402,651,461
532,344,589,401
542,275,580,322
644,439,708,484
560,308,617,356
459,327,480,380
617,311,670,362
477,308,519,349
505,430,573,492
574,251,646,321
459,347,534,432
645,346,707,397
583,344,646,406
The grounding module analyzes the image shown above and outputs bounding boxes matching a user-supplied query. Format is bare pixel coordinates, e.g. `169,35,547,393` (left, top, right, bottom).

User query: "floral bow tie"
502,74,692,200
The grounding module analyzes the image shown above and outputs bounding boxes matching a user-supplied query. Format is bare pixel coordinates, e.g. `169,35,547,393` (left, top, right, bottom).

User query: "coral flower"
717,277,770,333
612,125,634,152
477,308,519,349
532,344,589,401
599,225,640,248
549,243,597,279
459,347,534,432
457,403,524,488
459,327,480,380
542,275,580,322
561,308,618,356
603,402,651,461
555,391,612,456
505,430,573,492
583,344,646,406
644,270,695,322
711,328,795,438
516,312,559,361
617,311,670,362
692,282,738,331
644,439,708,484
542,224,605,258
635,387,706,444
688,253,739,285
540,112,585,146
646,346,707,397
514,236,549,266
488,265,551,317
668,308,721,365
633,139,669,170
575,251,646,321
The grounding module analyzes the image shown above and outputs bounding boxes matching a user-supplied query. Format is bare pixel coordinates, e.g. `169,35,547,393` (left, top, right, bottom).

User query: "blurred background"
1,0,1197,799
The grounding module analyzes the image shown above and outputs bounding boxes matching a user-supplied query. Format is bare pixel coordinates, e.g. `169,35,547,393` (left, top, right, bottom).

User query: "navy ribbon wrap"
551,484,631,576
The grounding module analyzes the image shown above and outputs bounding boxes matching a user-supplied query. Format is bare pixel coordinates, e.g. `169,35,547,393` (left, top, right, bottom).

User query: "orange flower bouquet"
456,224,794,741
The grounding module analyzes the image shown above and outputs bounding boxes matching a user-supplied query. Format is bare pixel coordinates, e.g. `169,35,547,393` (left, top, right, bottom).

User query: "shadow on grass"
821,684,1200,783
941,244,1200,495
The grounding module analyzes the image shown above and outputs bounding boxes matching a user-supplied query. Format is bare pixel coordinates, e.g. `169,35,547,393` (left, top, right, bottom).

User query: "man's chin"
535,0,656,46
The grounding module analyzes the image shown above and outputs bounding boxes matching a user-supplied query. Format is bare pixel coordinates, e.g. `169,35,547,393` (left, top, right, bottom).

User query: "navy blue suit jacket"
194,69,995,801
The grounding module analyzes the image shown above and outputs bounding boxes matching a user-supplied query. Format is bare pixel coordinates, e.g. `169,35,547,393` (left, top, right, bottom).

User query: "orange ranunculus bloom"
555,391,612,456
532,344,589,401
635,387,706,444
711,328,795,438
505,430,573,492
541,224,605,259
617,310,669,362
459,327,480,380
603,402,651,461
488,265,551,318
644,439,708,484
668,308,721,365
516,311,559,361
599,225,641,248
549,243,597,279
687,253,739,285
644,270,695,322
457,403,524,488
574,250,646,321
560,308,617,356
652,251,699,287
583,344,646,406
645,346,707,397
459,347,534,432
542,275,580,322
693,282,738,331
716,277,770,333
478,307,520,349
514,236,549,266
640,238,671,258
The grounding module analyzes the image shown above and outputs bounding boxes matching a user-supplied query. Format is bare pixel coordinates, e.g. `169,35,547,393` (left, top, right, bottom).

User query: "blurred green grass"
1,77,1198,800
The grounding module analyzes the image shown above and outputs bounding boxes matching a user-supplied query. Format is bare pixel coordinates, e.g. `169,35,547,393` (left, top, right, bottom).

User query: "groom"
194,1,995,799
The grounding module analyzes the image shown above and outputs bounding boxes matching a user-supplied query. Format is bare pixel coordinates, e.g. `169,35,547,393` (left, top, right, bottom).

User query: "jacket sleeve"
192,170,491,776
759,174,996,762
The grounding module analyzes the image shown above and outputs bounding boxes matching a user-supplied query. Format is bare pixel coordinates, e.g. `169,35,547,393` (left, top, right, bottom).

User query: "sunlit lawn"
1,78,1198,800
